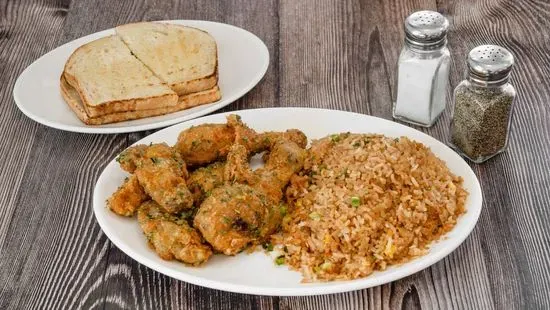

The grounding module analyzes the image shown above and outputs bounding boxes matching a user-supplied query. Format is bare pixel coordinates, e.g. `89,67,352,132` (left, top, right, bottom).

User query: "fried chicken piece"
260,139,308,191
175,124,236,167
138,201,212,265
110,143,193,216
227,114,308,153
175,114,307,167
107,175,149,216
193,184,280,255
116,145,148,173
194,137,306,255
186,161,226,205
185,128,307,206
132,143,193,214
224,139,307,202
224,143,256,184
255,129,308,151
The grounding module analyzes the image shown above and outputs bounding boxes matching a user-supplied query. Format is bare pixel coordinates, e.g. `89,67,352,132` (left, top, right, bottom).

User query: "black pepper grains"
448,45,516,163
450,83,515,161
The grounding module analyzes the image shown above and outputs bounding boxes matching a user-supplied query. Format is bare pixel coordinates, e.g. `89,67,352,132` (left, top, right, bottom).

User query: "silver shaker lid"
467,45,514,84
405,10,449,48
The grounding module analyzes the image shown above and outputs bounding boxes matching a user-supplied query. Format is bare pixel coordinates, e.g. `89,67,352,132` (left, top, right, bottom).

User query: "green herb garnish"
351,196,360,208
279,204,287,216
275,255,285,265
262,242,274,251
309,212,321,221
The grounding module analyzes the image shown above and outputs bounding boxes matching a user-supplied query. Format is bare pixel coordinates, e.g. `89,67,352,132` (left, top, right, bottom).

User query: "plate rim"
93,107,483,296
12,20,270,134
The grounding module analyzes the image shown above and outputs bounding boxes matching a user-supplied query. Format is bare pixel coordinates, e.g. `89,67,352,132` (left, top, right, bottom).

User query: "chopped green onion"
280,204,287,216
330,134,341,142
275,255,285,265
262,242,274,251
351,196,360,208
309,212,321,221
282,215,291,226
320,261,333,270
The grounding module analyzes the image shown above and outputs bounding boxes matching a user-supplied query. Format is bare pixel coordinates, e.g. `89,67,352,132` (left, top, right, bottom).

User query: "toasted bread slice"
61,75,221,125
63,35,178,117
116,22,218,96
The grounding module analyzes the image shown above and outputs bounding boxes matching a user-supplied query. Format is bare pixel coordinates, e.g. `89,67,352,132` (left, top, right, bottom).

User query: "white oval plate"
93,108,482,296
13,20,269,134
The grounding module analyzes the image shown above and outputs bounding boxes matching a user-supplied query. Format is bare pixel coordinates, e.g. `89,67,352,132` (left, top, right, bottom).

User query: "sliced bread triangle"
63,35,178,117
116,22,218,96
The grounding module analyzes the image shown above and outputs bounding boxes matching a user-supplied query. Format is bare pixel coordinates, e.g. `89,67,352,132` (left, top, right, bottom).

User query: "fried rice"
272,133,468,282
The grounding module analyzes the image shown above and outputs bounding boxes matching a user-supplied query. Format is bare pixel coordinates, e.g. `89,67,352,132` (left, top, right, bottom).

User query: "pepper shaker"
449,45,516,163
393,11,451,127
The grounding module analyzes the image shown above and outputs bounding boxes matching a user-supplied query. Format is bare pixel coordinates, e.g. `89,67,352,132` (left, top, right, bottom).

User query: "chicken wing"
174,124,235,167
138,201,212,265
193,184,280,255
113,143,193,214
116,145,148,173
133,143,193,214
175,114,307,167
107,175,148,216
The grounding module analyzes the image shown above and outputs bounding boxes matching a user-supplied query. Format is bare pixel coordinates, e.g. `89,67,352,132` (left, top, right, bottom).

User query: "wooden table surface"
1,0,549,309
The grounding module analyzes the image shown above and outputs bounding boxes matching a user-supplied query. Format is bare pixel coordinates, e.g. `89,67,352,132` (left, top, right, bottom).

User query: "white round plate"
13,20,269,134
93,108,483,296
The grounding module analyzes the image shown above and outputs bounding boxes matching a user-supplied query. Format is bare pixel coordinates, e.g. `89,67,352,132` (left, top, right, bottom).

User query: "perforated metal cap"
405,11,449,48
467,45,514,84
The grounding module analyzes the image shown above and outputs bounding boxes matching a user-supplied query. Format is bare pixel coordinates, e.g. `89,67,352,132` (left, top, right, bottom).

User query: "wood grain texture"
0,0,549,309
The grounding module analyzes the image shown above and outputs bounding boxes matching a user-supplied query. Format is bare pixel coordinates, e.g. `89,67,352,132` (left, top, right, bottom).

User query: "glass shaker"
449,45,516,163
393,11,451,127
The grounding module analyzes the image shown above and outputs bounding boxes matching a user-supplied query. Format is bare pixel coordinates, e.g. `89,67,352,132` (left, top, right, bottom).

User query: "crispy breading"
138,201,212,265
107,175,148,216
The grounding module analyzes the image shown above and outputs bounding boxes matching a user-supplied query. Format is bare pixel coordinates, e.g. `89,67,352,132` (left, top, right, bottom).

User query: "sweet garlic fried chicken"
108,114,309,265
193,184,277,255
175,124,235,167
194,137,306,255
116,145,148,173
137,201,212,265
107,175,148,216
175,115,307,167
114,143,194,214
185,128,307,206
186,161,226,205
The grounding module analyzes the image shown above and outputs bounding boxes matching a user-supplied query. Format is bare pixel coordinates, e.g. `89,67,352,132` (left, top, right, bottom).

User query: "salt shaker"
449,45,516,163
393,11,451,127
